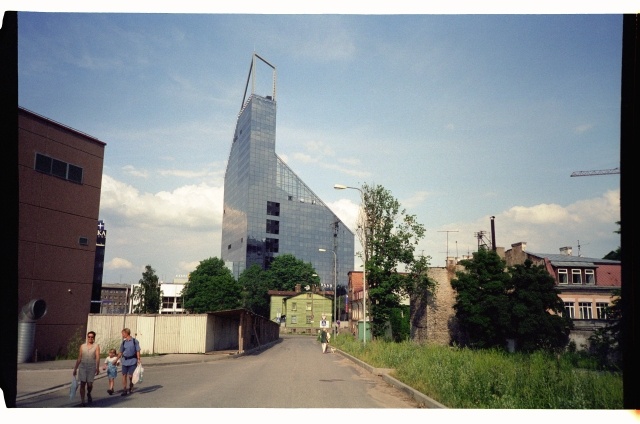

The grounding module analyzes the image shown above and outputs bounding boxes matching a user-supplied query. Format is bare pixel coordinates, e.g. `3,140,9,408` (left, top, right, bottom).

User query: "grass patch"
332,335,622,409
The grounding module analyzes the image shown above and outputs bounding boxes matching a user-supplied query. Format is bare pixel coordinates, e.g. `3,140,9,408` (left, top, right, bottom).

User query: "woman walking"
72,331,101,406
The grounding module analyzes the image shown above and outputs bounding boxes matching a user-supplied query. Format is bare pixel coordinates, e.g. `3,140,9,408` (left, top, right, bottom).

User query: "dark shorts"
122,363,136,376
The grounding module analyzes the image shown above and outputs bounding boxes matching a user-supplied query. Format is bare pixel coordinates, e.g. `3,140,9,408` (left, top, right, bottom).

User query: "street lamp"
334,184,367,345
319,248,337,338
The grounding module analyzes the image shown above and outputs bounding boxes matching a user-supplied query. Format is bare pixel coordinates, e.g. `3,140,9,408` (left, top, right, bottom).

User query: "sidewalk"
16,350,242,403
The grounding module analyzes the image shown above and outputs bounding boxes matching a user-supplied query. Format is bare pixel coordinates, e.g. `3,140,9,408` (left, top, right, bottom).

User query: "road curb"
335,349,447,409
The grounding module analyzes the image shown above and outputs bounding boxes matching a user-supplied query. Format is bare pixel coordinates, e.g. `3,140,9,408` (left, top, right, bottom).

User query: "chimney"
295,284,301,293
559,246,573,256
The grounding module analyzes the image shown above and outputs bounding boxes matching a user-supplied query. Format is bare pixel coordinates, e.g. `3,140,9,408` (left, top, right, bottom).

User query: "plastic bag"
132,364,143,384
69,376,78,399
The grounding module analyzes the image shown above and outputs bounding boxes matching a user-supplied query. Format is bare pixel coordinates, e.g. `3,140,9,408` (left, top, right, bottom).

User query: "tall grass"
332,335,622,409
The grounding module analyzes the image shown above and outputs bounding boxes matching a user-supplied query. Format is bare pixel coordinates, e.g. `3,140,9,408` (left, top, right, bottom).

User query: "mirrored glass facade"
221,92,354,290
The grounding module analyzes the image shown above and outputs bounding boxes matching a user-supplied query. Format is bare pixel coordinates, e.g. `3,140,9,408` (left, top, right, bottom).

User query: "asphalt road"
14,335,422,409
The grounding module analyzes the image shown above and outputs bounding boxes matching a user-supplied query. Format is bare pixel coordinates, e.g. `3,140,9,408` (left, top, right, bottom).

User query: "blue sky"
14,4,624,285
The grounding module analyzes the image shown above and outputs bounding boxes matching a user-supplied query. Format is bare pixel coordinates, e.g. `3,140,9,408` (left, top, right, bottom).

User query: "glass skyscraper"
221,54,354,292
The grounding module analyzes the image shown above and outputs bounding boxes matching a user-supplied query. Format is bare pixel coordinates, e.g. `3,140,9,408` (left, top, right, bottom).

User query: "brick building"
18,107,106,360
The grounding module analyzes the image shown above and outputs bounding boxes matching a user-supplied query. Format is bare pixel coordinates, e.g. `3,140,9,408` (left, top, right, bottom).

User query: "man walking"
117,328,141,396
320,328,329,353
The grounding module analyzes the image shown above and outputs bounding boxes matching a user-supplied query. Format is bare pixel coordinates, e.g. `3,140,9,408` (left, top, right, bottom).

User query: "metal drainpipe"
17,299,47,363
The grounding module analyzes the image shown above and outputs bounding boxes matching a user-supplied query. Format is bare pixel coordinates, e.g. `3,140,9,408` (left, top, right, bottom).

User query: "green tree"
132,265,162,314
451,249,511,349
263,254,319,291
238,264,271,318
603,221,621,260
181,257,241,313
508,259,573,352
588,288,622,370
361,183,430,339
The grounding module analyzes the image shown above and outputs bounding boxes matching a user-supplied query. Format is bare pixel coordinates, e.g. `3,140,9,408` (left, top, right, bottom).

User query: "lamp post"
334,184,367,345
319,248,337,338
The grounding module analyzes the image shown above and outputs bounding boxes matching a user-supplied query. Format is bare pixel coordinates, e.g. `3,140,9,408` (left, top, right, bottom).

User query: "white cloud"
574,124,593,133
402,191,430,210
100,174,224,230
503,203,576,224
122,165,149,178
105,257,134,270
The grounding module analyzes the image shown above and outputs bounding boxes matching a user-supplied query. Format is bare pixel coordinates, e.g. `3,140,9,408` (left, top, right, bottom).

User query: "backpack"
120,337,139,358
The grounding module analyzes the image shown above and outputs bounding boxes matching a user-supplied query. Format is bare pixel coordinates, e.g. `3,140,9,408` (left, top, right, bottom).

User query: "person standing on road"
116,328,141,396
102,348,120,395
320,328,329,353
72,331,100,407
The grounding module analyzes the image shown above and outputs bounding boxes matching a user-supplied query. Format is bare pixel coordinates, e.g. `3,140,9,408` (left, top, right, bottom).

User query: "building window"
267,201,280,216
306,302,312,311
579,302,592,319
163,297,173,309
572,269,582,285
585,269,595,285
291,302,297,311
558,269,568,284
291,315,297,324
564,302,575,319
34,153,83,184
266,219,280,235
265,238,279,253
306,315,312,324
596,302,608,320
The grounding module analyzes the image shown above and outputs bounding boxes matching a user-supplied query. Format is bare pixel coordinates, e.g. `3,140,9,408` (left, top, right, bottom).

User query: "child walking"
102,348,119,395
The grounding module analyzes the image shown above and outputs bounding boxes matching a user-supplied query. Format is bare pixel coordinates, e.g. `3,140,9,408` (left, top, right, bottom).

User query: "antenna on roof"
577,240,590,257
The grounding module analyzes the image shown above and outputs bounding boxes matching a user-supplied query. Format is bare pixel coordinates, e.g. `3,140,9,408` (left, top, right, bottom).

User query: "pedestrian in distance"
320,328,329,353
72,331,101,406
116,328,141,396
102,348,120,395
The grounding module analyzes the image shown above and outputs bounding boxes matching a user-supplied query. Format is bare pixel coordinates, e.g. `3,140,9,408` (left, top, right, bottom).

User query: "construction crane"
570,167,620,177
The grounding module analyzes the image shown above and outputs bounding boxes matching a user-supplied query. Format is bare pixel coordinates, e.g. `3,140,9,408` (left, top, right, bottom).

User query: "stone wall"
411,265,462,345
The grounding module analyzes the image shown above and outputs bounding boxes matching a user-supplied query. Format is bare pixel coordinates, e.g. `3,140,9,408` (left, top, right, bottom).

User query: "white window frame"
596,302,608,320
579,302,592,319
572,269,582,285
291,315,297,324
558,269,568,284
564,302,575,319
585,269,595,285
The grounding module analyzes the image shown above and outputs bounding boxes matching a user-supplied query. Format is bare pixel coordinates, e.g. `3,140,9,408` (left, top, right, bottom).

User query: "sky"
12,2,626,286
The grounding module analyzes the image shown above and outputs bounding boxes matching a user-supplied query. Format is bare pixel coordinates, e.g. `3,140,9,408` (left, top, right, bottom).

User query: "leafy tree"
132,265,162,314
588,288,622,370
262,254,319,291
603,221,621,260
238,264,271,318
508,259,573,352
451,249,511,349
182,257,241,313
361,183,431,339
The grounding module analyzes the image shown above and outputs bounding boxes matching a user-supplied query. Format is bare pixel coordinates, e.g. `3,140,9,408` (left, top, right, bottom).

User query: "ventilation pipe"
490,216,496,252
17,299,47,363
